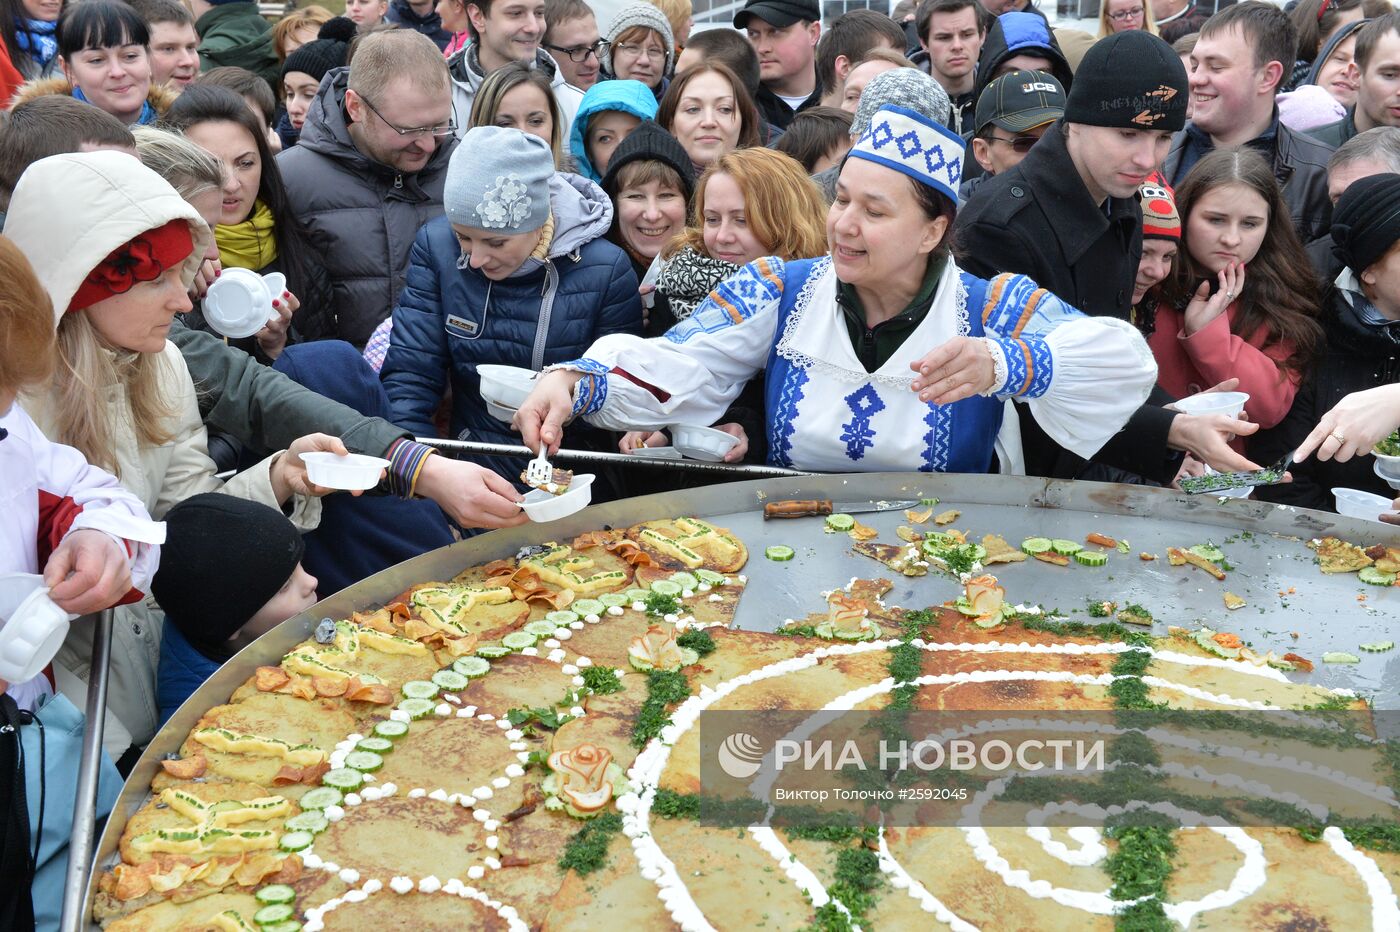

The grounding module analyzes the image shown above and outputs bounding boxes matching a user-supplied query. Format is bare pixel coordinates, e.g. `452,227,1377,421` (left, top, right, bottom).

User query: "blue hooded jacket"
569,79,659,182
972,12,1073,104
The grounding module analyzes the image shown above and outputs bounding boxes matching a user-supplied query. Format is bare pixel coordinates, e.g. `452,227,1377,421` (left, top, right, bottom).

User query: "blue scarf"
15,18,57,67
71,85,157,126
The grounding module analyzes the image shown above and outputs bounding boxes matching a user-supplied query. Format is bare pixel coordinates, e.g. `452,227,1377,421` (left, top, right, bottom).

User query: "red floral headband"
67,220,194,314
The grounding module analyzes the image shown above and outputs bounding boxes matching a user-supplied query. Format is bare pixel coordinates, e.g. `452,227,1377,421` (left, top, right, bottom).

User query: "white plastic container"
1374,459,1400,492
1171,391,1250,418
485,399,518,423
669,424,739,462
476,365,537,410
1332,487,1397,523
521,473,594,522
627,444,683,459
0,573,78,685
301,452,391,491
202,268,286,339
1371,447,1400,477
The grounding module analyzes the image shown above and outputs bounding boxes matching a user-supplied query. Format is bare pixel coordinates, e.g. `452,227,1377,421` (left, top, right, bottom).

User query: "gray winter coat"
276,67,457,347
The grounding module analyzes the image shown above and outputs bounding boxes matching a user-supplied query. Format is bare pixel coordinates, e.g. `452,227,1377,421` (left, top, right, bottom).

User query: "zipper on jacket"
393,173,403,190
530,260,560,371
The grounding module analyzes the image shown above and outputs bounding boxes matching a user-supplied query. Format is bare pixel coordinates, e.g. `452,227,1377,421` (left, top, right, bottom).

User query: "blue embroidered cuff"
560,358,610,416
989,337,1054,399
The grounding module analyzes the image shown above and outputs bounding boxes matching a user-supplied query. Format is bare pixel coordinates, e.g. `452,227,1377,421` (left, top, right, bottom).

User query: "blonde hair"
132,126,225,200
666,148,827,261
273,5,334,61
647,0,691,48
348,30,450,103
1097,0,1158,39
51,311,175,474
0,236,55,396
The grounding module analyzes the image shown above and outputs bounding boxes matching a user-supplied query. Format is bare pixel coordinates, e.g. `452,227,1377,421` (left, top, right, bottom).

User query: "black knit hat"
1063,31,1188,132
601,120,697,202
281,17,355,84
1332,173,1400,275
151,493,306,658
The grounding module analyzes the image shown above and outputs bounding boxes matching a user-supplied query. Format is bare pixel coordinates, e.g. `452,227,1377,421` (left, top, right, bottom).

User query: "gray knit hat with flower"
851,67,953,136
444,127,554,233
600,3,675,77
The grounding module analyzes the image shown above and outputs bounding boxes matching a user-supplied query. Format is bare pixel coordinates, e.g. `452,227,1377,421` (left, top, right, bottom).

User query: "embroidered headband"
68,219,194,314
848,104,963,206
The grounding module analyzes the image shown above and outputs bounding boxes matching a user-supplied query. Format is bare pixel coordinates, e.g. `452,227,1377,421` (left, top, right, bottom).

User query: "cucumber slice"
285,810,329,834
356,736,394,754
598,592,630,608
624,588,651,603
502,631,538,650
1021,537,1053,554
255,884,297,906
573,598,606,615
1189,544,1225,562
372,720,409,741
1360,641,1395,652
278,831,314,853
1322,651,1361,664
1050,539,1082,556
254,903,295,925
453,656,491,679
475,645,512,659
397,697,436,720
297,787,343,810
1358,566,1397,586
669,572,699,591
264,922,302,932
919,497,939,506
345,750,383,773
825,513,856,532
322,767,364,791
401,680,439,700
650,579,683,596
524,620,562,637
545,610,579,625
431,669,470,691
1074,551,1108,567
695,569,726,586
765,545,795,562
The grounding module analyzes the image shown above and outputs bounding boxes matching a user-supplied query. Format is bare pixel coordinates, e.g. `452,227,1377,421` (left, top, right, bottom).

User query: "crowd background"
6,0,1400,928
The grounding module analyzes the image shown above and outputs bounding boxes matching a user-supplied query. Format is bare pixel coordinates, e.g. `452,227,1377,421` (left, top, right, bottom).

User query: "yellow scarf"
215,200,278,270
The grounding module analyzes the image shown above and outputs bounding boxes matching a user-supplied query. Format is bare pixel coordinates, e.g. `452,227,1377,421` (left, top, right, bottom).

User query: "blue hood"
973,12,1073,102
568,79,659,182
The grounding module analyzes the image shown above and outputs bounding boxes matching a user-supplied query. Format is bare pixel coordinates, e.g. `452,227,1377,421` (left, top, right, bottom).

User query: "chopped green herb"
644,591,681,617
557,812,623,875
580,665,624,695
676,629,716,656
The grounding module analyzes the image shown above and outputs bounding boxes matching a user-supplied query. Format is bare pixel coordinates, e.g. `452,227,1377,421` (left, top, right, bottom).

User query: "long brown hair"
656,62,762,152
1166,147,1322,375
665,148,828,261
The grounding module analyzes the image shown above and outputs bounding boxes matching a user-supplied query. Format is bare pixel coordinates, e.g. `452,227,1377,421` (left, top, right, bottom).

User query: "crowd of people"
4,0,1400,926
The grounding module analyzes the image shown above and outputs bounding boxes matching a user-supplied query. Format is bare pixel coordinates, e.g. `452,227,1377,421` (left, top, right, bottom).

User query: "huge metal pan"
82,472,1400,927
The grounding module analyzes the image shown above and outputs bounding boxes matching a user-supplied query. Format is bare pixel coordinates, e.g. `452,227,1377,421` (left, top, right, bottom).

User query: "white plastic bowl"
1332,487,1397,523
202,268,284,339
1374,459,1400,492
301,451,391,490
521,473,594,522
477,365,537,410
669,424,739,462
628,444,683,460
1171,391,1250,418
0,573,78,685
1372,447,1400,477
485,399,518,423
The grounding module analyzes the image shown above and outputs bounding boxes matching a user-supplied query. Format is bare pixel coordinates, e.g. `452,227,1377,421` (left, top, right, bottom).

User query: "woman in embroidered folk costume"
3,150,347,754
380,126,643,490
515,104,1158,475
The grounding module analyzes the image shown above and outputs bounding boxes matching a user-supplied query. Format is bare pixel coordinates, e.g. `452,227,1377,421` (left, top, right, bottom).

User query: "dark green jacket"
196,2,279,93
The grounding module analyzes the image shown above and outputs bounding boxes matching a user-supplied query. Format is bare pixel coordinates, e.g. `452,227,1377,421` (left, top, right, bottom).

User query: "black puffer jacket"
276,67,456,347
1253,289,1400,512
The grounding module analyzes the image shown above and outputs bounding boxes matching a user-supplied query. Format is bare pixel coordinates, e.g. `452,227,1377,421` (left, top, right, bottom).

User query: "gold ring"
1331,431,1346,442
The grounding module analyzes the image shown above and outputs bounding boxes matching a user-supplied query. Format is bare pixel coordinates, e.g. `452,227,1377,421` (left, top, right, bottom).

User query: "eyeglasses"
1107,6,1144,20
545,40,605,63
987,134,1041,153
357,93,456,139
612,42,666,62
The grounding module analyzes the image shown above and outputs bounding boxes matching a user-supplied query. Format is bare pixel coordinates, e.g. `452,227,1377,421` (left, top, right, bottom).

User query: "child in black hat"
152,493,318,724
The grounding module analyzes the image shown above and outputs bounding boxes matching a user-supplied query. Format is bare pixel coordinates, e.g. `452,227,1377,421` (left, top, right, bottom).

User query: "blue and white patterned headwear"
848,104,963,207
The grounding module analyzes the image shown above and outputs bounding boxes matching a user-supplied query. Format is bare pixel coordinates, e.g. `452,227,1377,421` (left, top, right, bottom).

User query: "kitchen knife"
763,499,921,518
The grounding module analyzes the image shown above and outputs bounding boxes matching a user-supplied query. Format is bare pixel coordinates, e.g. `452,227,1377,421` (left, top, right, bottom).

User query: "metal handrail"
60,608,113,932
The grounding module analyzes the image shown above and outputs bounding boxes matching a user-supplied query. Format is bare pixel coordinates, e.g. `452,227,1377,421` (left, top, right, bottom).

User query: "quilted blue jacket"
382,172,643,478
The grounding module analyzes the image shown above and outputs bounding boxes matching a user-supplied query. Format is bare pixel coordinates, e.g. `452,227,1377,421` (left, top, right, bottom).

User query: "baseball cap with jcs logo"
973,69,1066,136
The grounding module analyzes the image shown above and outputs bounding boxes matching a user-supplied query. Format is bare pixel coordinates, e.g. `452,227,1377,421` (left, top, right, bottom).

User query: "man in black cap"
734,0,823,131
961,68,1064,203
957,30,1258,485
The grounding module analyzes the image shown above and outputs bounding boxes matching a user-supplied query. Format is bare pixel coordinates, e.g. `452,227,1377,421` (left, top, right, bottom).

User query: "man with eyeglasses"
447,0,584,139
278,30,458,347
961,68,1063,203
543,0,601,89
